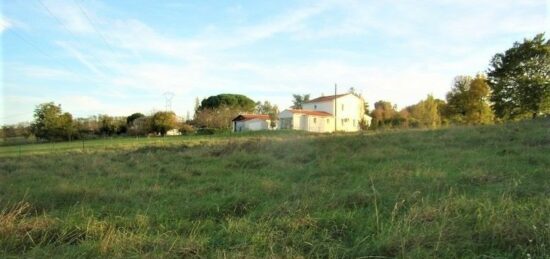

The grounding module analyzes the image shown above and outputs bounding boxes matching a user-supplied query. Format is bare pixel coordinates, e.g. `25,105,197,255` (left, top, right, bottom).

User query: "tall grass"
1,119,549,257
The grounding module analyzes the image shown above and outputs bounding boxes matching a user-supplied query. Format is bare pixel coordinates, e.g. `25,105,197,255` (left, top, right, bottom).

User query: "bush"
196,128,228,135
179,124,195,135
196,128,216,135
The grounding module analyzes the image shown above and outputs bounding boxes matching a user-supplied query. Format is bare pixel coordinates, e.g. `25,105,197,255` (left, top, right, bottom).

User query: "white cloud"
0,16,11,33
12,65,80,81
41,0,95,34
3,0,547,124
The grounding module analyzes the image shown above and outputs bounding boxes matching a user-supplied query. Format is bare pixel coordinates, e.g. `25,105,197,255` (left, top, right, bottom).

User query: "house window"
314,105,317,110
341,104,344,111
313,118,317,124
326,119,329,124
353,119,356,126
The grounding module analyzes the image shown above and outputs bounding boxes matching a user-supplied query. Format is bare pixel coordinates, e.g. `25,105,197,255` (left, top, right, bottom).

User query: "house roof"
304,93,350,104
285,109,333,117
232,114,270,121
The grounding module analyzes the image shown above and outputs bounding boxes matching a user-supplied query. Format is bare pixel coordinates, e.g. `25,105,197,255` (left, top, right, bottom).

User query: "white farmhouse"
232,114,273,132
279,93,370,133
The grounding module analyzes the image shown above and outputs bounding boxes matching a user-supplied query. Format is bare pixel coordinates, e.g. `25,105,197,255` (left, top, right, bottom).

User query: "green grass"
1,120,549,258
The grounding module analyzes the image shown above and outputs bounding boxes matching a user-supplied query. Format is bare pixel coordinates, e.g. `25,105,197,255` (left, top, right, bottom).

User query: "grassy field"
1,119,549,258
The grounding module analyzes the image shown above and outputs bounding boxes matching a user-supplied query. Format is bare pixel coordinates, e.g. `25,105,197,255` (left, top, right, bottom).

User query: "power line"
7,29,100,83
36,0,112,76
37,0,82,42
73,0,116,53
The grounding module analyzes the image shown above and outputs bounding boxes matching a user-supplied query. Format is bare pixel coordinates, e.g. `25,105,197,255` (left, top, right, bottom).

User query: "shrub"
179,124,195,135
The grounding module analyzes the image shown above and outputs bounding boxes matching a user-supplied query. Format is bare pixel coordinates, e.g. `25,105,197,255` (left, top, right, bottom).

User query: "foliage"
30,102,75,141
291,94,310,109
358,118,369,130
128,116,152,136
1,119,549,257
409,95,443,128
194,94,256,129
126,113,145,126
369,101,397,129
445,75,494,125
1,124,32,141
151,111,178,136
255,101,279,128
488,33,550,119
199,94,256,112
194,106,243,129
178,123,195,135
98,115,124,136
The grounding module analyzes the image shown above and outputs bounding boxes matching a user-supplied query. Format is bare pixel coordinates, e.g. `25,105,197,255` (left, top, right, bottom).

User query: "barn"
232,114,272,132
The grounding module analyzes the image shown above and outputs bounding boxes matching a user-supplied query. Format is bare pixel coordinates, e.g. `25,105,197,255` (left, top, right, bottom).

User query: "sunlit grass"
1,119,549,257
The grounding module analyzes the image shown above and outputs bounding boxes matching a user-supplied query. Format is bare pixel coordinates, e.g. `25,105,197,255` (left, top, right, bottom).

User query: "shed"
232,114,272,132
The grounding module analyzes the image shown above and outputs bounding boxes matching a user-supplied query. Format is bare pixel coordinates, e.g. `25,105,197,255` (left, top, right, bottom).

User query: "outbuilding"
232,114,273,132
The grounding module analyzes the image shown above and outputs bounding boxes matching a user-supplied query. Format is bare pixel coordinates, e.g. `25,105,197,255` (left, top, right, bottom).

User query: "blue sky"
1,0,548,124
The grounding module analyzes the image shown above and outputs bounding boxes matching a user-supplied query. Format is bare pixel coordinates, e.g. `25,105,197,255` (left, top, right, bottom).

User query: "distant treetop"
199,94,256,112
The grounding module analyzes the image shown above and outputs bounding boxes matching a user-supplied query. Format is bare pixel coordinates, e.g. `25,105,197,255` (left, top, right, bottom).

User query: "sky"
1,0,548,125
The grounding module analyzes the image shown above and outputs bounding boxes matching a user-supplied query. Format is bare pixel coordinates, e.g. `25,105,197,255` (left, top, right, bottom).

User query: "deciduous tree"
31,102,75,140
370,101,397,129
151,111,178,136
488,33,550,119
291,94,310,109
446,75,494,125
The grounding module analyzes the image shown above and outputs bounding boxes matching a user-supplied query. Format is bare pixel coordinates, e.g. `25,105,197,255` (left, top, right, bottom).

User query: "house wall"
234,119,269,132
301,94,365,132
166,129,181,136
303,100,334,114
305,115,334,133
333,94,365,132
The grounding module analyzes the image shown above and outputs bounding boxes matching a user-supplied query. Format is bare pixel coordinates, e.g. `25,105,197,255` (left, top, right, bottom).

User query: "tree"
128,116,152,136
195,94,256,129
446,75,494,125
369,101,397,129
199,94,256,112
409,95,442,128
348,87,362,97
291,94,310,109
194,106,242,129
255,101,279,128
31,102,74,140
127,113,145,126
151,111,177,136
178,123,195,135
99,115,117,136
488,33,550,119
1,126,17,140
1,123,32,141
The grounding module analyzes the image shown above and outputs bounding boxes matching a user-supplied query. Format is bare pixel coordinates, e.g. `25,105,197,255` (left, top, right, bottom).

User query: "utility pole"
163,92,175,111
334,83,337,132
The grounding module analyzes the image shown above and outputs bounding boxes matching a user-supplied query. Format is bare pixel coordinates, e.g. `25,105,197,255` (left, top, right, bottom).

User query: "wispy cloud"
2,0,547,124
0,16,11,33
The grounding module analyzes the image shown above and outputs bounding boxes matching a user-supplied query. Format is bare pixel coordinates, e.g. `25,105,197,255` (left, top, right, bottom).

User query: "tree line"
1,94,280,142
366,33,548,129
1,33,548,141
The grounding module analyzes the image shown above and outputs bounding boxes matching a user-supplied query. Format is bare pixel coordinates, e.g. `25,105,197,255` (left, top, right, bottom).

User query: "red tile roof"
304,93,350,103
232,114,270,121
286,109,333,117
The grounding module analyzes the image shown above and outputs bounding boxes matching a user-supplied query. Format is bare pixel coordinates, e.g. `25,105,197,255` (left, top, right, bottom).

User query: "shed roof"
232,114,270,121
